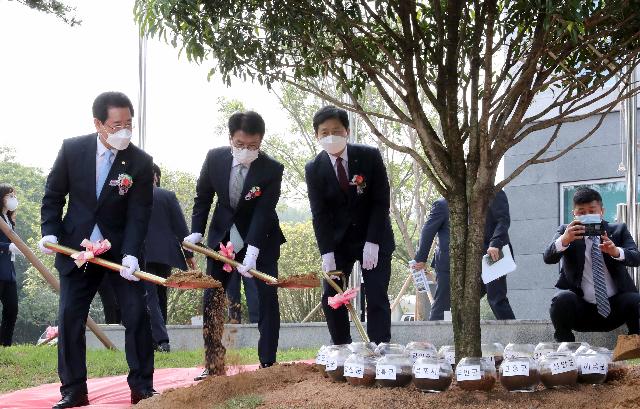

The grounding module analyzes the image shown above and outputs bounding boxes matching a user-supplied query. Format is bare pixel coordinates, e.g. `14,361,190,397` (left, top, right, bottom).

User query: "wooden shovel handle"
319,270,370,343
44,242,168,286
182,241,279,285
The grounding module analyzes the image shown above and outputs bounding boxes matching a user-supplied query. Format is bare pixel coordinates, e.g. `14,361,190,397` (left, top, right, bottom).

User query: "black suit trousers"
322,251,391,345
480,275,515,320
550,289,640,341
58,263,154,395
204,247,280,364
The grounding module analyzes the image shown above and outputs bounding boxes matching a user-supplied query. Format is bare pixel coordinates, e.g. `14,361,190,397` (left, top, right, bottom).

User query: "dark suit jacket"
0,218,16,282
41,133,154,275
191,147,286,255
415,198,450,272
305,143,395,256
145,186,192,269
483,190,511,252
543,221,640,296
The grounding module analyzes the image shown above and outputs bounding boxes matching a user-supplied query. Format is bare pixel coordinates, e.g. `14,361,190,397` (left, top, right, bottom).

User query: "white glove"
237,245,259,278
120,255,140,281
184,232,203,245
321,252,337,273
408,260,417,269
8,243,23,257
38,235,58,254
362,242,379,270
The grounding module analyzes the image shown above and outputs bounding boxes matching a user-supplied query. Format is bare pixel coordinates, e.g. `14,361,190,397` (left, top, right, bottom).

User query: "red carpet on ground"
0,363,285,409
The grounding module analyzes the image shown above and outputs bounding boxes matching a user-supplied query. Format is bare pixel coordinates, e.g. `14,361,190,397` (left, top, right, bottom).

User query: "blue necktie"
90,150,114,242
591,237,611,317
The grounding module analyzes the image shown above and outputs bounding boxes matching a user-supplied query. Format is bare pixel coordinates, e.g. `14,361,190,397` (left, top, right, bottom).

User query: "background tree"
136,0,640,357
10,0,80,25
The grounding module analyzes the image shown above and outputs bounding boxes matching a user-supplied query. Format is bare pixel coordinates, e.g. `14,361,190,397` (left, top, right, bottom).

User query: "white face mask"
105,128,132,151
318,135,347,155
577,213,602,224
232,146,260,166
5,197,17,212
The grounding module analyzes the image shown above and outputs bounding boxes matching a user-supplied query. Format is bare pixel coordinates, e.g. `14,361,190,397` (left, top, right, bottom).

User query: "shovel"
44,242,221,289
183,241,325,289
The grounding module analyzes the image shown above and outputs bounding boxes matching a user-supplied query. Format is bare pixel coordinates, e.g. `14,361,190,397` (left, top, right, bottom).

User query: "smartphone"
582,223,604,237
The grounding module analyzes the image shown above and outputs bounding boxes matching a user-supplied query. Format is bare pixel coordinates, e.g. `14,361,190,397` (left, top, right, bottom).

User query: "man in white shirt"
543,187,640,342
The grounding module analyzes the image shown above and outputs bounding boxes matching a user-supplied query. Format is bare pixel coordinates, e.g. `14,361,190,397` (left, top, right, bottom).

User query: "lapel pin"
121,161,126,165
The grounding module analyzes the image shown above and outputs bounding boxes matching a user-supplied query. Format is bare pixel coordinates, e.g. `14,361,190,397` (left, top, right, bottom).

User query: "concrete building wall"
503,110,628,319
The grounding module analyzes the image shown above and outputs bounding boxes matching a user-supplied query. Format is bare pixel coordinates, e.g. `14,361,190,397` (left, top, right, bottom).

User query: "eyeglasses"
103,123,135,132
231,141,260,151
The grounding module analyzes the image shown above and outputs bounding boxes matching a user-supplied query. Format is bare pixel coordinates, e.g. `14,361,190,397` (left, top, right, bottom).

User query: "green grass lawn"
0,345,316,394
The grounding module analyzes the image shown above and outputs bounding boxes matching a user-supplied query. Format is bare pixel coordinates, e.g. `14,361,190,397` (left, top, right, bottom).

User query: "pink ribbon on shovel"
219,241,236,273
45,326,58,340
71,239,111,267
328,287,360,309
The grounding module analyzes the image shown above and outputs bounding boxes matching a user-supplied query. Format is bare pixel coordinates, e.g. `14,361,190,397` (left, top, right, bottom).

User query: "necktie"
91,150,113,242
591,237,611,317
229,164,248,251
336,157,349,193
96,150,114,198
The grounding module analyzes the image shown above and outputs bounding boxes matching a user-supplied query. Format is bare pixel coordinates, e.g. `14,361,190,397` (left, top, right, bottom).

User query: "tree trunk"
415,293,430,320
448,191,490,359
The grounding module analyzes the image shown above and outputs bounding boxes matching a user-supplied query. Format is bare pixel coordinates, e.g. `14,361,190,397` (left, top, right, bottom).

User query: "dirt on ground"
136,363,640,409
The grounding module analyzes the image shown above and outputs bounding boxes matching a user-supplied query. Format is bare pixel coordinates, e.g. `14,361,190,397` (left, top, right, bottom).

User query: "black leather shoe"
52,393,89,409
260,362,275,369
156,342,170,353
193,368,209,381
131,389,158,405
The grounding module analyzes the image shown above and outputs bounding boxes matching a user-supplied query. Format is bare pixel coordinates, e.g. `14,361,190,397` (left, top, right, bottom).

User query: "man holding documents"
412,189,515,320
543,187,640,341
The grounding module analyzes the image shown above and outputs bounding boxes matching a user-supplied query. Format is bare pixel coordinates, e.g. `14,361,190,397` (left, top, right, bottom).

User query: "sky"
0,0,289,176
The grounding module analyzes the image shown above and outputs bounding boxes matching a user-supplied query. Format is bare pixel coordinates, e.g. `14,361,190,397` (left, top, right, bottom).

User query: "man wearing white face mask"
186,111,285,379
544,187,640,342
39,92,155,408
305,105,395,345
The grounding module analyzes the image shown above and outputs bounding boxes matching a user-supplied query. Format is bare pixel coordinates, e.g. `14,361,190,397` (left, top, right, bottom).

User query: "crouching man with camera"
543,187,640,342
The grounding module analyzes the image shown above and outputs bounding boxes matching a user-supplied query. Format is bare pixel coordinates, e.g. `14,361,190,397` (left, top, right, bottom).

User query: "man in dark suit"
411,190,515,320
411,198,450,320
305,105,395,345
543,187,640,341
143,164,195,352
185,111,285,379
226,269,259,323
38,92,155,408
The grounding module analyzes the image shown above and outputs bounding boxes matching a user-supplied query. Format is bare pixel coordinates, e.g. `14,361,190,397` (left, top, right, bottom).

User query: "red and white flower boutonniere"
245,186,262,201
350,175,366,194
109,173,134,196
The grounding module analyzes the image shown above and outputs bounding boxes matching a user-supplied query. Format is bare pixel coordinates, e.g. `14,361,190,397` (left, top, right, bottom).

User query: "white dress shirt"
328,146,349,181
555,236,624,303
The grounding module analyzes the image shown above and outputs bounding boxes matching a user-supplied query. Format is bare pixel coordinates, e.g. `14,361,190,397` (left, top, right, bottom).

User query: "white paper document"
481,244,516,284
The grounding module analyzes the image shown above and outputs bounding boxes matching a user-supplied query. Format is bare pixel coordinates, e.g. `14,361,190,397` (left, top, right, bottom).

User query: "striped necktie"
590,236,611,317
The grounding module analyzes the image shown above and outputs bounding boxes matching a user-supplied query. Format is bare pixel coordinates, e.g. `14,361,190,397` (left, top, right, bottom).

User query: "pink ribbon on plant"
71,239,111,267
328,287,360,309
219,241,235,273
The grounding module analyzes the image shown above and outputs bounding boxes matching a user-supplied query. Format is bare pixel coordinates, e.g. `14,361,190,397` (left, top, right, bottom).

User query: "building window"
560,178,630,224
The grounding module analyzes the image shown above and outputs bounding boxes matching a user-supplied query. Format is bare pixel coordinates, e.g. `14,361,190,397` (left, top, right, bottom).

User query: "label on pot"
579,357,608,375
444,351,455,365
550,357,576,375
414,363,440,379
344,363,365,378
502,361,529,377
376,364,397,380
456,365,481,381
315,352,327,365
411,351,437,360
325,358,338,371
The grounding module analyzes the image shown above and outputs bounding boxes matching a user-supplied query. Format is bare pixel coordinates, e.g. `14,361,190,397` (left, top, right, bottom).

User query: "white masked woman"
0,183,22,346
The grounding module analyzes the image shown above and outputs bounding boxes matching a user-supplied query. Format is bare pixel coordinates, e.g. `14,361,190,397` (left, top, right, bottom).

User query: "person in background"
0,183,23,346
305,105,395,345
544,187,640,341
143,163,196,352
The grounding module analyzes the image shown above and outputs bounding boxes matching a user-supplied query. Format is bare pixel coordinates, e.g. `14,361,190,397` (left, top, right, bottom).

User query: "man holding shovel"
305,105,395,345
185,111,286,380
38,92,155,408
